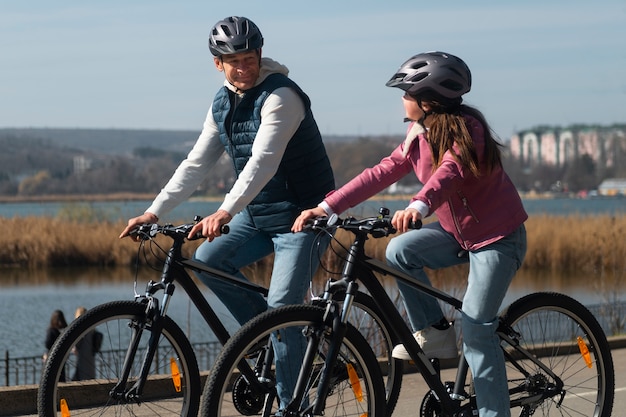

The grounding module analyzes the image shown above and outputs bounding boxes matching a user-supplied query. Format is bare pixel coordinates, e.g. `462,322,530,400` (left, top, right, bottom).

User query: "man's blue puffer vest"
212,73,335,233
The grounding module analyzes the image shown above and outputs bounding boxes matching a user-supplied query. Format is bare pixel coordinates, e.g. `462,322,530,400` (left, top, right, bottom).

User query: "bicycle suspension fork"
287,279,359,415
111,251,178,402
110,283,174,402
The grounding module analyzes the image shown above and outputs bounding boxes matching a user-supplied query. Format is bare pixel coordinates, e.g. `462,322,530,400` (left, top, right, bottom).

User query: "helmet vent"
440,79,464,92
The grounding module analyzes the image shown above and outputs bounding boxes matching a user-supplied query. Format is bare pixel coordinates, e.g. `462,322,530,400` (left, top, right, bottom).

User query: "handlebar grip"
409,219,422,230
189,224,230,240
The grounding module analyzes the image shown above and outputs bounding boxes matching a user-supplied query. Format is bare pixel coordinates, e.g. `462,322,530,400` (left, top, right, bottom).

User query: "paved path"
10,346,626,416
393,345,626,416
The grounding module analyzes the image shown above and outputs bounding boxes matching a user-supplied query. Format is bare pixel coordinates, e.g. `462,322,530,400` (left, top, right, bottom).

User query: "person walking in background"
119,16,335,410
293,51,527,417
44,309,68,382
71,306,96,381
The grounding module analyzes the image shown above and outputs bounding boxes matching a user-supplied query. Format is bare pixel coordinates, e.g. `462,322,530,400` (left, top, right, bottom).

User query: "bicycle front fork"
110,297,165,402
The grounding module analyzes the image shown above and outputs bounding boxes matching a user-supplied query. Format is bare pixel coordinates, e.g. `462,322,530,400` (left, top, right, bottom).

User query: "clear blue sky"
2,1,624,141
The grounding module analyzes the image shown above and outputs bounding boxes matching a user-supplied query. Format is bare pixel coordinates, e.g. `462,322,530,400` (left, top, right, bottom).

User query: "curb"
3,337,626,416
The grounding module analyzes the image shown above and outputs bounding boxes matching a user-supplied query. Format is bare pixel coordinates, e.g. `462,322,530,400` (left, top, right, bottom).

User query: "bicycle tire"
500,292,614,417
38,300,201,417
201,304,386,417
332,291,403,416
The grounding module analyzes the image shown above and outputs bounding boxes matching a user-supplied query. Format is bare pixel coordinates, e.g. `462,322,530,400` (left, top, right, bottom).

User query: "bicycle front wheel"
201,304,386,417
500,292,614,417
337,291,403,415
38,300,201,417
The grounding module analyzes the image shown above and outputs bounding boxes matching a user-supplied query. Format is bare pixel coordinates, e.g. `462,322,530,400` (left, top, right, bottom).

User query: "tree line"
0,132,622,199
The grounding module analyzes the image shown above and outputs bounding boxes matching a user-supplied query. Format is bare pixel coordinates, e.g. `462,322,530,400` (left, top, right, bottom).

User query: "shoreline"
0,191,619,204
0,193,222,204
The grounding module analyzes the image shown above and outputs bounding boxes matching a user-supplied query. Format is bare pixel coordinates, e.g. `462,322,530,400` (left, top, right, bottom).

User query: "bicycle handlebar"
305,207,422,238
131,215,230,241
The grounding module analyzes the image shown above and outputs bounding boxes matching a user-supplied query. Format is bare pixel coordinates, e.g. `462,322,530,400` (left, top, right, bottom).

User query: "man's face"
214,50,261,92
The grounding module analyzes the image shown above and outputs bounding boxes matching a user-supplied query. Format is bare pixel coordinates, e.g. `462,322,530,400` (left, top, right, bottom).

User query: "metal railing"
2,341,221,387
2,301,625,387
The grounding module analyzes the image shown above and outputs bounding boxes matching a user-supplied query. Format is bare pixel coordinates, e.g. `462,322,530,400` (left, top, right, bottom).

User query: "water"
0,195,624,222
1,265,623,361
0,268,241,360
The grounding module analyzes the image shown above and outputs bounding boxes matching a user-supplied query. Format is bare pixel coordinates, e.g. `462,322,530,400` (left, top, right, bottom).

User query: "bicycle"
37,216,402,417
201,208,615,417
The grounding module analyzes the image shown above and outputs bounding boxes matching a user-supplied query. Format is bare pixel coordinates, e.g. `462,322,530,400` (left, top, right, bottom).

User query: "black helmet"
386,51,471,99
208,16,264,57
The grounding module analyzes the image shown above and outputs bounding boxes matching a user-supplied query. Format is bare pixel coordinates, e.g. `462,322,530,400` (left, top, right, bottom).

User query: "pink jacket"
324,116,528,250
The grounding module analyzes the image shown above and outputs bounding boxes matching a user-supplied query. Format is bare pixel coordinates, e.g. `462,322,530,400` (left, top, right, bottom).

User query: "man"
120,15,335,407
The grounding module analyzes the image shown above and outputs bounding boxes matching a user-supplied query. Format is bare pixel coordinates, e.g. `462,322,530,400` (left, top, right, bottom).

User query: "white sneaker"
392,325,457,360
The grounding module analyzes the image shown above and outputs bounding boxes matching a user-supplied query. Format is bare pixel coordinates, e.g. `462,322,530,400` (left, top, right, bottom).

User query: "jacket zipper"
448,197,468,249
458,191,479,223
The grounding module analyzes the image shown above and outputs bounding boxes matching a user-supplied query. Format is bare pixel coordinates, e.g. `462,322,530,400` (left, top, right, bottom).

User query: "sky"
1,1,625,141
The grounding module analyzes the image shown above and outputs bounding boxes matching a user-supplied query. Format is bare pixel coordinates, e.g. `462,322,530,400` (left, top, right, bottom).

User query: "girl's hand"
292,207,328,232
391,208,421,233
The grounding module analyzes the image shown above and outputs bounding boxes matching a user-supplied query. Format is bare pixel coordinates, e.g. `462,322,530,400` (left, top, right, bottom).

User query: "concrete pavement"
5,345,626,416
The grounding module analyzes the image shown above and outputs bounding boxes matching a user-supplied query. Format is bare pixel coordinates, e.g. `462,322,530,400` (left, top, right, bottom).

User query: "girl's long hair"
423,95,502,177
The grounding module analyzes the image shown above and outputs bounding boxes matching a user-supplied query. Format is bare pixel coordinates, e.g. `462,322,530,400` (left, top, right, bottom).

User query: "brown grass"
1,215,625,280
524,214,626,273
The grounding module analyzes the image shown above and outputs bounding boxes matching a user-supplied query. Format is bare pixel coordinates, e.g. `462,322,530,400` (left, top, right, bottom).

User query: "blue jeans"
386,222,527,417
193,209,330,407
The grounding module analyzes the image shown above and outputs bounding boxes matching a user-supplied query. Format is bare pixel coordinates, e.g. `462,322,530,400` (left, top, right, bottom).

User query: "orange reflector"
577,336,593,368
60,398,71,417
346,363,363,402
171,357,182,392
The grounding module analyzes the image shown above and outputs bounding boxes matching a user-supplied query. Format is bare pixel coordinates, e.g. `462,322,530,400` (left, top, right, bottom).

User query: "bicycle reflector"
60,398,71,417
346,363,364,402
577,336,593,368
170,357,182,392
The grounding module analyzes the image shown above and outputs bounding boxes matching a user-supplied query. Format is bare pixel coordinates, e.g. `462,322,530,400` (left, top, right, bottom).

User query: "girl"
293,51,528,417
44,309,68,382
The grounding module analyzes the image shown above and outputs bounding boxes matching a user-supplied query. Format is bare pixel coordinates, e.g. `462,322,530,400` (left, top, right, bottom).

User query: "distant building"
597,178,626,196
509,124,626,171
73,155,92,174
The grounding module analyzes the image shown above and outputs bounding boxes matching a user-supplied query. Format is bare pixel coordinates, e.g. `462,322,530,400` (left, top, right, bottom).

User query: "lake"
0,196,624,360
0,264,623,360
0,195,624,222
0,267,242,360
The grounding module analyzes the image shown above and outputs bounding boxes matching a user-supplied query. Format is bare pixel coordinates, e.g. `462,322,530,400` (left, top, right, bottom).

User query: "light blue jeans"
386,222,527,417
193,209,330,407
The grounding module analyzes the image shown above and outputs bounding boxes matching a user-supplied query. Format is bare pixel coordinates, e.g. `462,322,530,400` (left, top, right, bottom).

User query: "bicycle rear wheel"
500,292,614,417
38,300,201,417
201,304,386,417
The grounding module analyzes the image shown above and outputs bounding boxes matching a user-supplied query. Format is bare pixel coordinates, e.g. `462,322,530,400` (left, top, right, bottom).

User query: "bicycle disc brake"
420,389,478,417
232,374,273,415
420,390,442,417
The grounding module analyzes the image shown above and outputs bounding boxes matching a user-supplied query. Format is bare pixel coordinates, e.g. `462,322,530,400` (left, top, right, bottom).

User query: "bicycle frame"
309,229,463,414
117,221,270,399
303,214,565,416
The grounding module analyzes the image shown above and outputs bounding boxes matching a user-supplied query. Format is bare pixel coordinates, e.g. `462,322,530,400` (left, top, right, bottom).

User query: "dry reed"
1,215,624,280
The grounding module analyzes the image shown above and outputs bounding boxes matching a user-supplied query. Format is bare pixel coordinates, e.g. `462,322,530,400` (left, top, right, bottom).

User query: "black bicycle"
202,208,615,417
37,216,401,417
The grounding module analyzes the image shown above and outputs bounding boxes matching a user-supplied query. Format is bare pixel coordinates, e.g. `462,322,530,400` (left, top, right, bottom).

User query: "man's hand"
189,209,232,242
119,212,159,241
